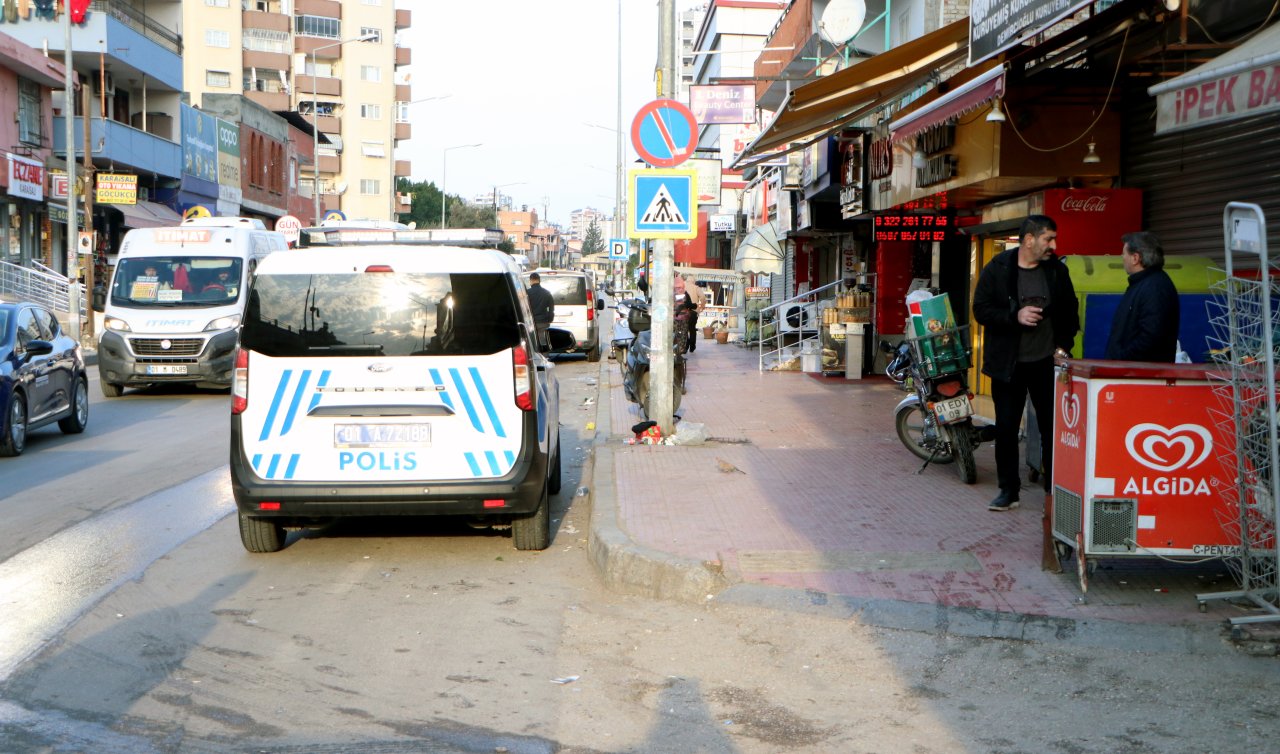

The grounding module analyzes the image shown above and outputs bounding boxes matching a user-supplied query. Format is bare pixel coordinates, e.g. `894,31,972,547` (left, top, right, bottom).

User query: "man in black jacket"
1104,231,1179,362
526,273,555,347
973,215,1080,511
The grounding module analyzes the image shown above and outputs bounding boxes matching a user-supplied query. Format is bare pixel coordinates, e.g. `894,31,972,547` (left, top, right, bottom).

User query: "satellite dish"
334,182,348,195
819,0,866,45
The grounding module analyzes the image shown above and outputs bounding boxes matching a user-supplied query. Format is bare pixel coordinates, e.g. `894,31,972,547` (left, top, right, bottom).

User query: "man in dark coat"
1104,231,1180,362
526,272,555,347
973,215,1080,511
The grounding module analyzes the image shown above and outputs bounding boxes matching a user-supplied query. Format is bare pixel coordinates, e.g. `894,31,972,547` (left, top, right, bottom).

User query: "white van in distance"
97,221,288,396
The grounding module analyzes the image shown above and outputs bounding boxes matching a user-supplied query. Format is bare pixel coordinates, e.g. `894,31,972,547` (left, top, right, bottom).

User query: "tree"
583,219,605,256
394,179,497,229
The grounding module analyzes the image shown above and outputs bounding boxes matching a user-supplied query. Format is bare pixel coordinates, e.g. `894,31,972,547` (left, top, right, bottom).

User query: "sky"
400,0,695,229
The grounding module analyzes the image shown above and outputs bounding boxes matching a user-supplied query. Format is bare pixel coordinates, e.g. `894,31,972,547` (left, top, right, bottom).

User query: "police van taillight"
512,344,534,411
586,289,595,321
232,348,249,414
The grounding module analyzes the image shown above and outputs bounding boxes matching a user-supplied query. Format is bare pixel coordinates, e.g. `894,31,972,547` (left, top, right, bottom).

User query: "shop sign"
216,117,242,200
1154,63,1280,134
796,199,812,230
840,139,864,218
7,154,44,201
869,137,892,180
969,1,1093,67
181,104,218,182
709,213,736,232
1031,188,1142,255
745,286,770,298
691,157,722,206
689,84,754,125
96,173,138,204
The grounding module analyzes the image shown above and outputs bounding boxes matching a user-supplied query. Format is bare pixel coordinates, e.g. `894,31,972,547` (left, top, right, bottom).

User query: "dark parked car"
0,302,88,456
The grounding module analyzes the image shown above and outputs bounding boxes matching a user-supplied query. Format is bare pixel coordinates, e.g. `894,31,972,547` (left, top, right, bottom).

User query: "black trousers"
990,356,1055,496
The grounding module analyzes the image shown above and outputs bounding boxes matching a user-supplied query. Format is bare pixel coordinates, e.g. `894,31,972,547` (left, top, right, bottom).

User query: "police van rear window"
535,275,587,306
241,272,522,357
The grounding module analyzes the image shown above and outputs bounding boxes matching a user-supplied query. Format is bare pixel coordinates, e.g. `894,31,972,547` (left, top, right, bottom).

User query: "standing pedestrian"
676,292,699,352
526,272,555,347
972,215,1080,512
1104,231,1180,363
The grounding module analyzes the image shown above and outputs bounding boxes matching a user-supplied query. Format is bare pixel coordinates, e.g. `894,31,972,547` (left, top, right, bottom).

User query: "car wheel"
548,434,563,495
59,377,90,434
512,482,551,550
0,389,28,457
238,511,286,553
100,380,124,398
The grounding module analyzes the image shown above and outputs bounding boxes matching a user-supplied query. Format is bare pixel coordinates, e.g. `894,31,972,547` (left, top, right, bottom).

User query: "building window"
396,102,409,123
361,0,382,5
17,78,41,146
205,29,231,48
360,65,381,82
360,179,381,195
295,15,340,39
205,0,229,6
359,27,382,43
360,104,381,120
206,70,232,88
243,29,289,54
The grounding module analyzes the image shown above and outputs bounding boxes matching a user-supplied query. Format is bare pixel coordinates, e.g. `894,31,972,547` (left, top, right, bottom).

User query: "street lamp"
390,95,451,221
491,181,527,221
440,143,481,228
310,32,378,224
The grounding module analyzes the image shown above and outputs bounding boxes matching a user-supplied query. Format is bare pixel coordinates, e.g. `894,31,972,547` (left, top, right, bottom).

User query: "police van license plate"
146,364,188,375
932,396,972,424
334,423,432,448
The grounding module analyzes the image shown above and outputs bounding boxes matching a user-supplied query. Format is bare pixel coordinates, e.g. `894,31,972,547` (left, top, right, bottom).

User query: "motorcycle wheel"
895,403,955,464
949,423,978,484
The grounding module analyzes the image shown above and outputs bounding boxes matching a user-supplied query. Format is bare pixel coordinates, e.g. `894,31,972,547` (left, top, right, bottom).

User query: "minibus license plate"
334,423,432,448
933,396,972,424
146,364,187,375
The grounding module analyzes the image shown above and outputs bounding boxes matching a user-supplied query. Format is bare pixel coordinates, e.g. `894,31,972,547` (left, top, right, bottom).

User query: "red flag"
69,0,91,24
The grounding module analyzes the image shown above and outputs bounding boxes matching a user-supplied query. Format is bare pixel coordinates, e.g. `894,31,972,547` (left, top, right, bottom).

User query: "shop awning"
113,201,183,229
889,64,1004,144
1149,21,1280,135
734,221,783,276
733,18,970,169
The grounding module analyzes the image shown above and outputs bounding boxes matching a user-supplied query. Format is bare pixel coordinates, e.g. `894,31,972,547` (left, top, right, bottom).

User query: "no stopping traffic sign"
630,99,698,168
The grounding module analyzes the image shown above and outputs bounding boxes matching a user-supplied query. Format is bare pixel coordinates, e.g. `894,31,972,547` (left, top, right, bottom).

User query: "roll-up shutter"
1122,81,1280,260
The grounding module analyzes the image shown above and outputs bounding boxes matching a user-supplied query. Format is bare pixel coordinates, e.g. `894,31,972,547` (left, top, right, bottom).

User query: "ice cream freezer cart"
1051,359,1240,594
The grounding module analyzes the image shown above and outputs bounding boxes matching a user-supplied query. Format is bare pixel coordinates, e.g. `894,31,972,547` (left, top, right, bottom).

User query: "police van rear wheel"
587,341,602,362
512,484,550,550
239,512,286,553
548,437,562,496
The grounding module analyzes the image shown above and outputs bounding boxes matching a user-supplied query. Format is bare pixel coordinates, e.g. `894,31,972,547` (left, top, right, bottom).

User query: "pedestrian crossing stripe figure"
640,183,685,225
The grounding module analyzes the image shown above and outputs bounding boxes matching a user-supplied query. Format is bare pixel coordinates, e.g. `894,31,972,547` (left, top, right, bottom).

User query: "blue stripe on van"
484,451,500,476
307,370,331,413
469,367,505,438
266,454,282,478
429,368,455,412
260,370,293,440
504,450,515,468
283,455,300,479
463,452,482,477
252,454,262,471
279,371,311,436
449,368,484,433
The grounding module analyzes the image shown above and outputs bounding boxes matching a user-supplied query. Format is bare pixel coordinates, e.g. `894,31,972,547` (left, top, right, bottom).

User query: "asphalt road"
0,359,1275,753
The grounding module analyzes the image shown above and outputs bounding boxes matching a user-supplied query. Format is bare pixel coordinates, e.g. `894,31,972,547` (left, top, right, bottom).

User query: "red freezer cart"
1051,360,1240,592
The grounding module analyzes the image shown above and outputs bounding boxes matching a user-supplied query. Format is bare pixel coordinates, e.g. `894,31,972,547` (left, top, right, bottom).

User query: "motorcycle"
880,327,989,484
612,297,687,418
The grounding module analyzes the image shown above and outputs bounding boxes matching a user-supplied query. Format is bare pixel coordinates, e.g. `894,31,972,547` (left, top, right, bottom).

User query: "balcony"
296,35,351,58
396,8,411,30
295,0,341,18
297,74,341,97
243,49,290,72
314,115,341,134
320,194,341,213
395,46,411,66
242,9,290,33
394,122,411,141
395,84,411,102
53,116,181,179
394,160,411,178
245,90,290,111
317,154,340,173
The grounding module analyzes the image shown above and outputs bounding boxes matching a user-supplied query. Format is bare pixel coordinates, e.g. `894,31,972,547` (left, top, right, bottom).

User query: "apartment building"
497,207,540,263
182,0,411,222
568,207,611,242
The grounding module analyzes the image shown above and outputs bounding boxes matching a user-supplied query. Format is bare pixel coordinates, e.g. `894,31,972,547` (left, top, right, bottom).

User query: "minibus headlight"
104,316,131,332
205,314,241,332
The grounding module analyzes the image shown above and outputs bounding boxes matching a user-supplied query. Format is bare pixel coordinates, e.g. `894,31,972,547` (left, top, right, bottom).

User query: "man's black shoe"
988,491,1020,511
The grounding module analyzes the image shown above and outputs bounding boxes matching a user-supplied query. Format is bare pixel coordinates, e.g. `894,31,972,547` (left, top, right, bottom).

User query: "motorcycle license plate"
932,396,972,424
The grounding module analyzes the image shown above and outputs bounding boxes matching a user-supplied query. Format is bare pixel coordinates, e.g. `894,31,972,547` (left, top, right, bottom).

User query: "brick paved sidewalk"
593,333,1246,630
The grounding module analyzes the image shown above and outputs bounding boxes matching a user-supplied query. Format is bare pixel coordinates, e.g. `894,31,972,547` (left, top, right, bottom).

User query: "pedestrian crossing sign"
628,168,697,239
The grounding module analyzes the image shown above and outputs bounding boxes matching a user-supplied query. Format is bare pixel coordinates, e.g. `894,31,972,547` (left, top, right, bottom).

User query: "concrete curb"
585,356,730,604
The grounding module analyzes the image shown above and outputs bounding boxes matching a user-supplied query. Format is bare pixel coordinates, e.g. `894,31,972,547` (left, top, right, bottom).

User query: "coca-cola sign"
1060,194,1109,213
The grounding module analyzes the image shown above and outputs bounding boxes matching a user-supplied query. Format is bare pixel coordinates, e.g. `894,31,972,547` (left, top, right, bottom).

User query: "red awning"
889,64,1004,144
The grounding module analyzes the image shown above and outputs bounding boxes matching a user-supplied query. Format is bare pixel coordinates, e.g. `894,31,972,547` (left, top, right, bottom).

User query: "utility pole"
649,0,678,435
62,11,78,343
81,69,95,340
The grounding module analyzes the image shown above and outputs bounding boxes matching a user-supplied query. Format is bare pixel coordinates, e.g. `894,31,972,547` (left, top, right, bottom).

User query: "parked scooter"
880,329,989,484
612,297,687,418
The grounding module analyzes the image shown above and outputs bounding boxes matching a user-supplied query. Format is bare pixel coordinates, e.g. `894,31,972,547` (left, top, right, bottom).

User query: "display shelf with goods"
821,288,874,376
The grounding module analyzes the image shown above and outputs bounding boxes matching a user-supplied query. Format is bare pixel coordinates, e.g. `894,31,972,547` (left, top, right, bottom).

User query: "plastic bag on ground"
668,421,709,446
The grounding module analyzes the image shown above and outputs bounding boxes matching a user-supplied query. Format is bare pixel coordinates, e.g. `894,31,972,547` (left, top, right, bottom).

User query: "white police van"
229,230,570,552
97,219,287,396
